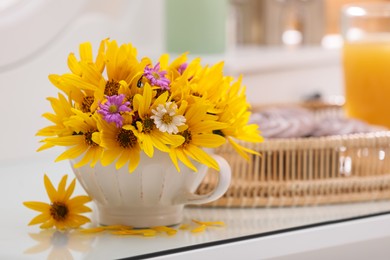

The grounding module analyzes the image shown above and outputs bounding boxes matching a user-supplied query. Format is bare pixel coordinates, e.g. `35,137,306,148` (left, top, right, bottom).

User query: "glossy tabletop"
1,154,390,259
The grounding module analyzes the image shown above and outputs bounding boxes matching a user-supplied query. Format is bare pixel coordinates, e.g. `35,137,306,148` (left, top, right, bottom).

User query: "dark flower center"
181,129,192,146
81,96,94,113
213,129,225,137
105,79,120,96
50,202,69,221
116,129,137,148
142,118,155,133
84,130,98,146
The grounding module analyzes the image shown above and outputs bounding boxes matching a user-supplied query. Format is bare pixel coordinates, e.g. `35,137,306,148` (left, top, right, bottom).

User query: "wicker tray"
197,103,390,207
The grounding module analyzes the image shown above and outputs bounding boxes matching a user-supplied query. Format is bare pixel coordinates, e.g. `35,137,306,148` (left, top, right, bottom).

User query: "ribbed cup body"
71,151,209,227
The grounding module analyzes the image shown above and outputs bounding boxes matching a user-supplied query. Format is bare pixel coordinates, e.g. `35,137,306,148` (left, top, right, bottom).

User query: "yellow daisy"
50,39,143,115
44,111,104,168
130,83,184,158
49,40,107,113
96,116,142,173
214,76,263,159
36,93,75,152
169,102,227,171
36,93,74,138
23,175,92,230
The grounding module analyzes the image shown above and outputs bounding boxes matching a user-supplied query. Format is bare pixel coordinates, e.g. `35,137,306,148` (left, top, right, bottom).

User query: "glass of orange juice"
341,2,390,128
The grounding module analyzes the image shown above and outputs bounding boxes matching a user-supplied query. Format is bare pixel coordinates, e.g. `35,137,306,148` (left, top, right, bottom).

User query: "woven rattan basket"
198,103,390,207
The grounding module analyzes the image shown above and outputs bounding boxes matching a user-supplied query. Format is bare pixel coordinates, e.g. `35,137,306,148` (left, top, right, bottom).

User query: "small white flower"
151,102,186,134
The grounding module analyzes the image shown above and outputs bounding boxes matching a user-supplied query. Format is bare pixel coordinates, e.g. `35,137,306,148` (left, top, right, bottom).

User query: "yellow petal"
62,74,97,91
44,175,57,202
79,227,105,233
79,42,93,62
40,219,54,229
169,149,180,172
28,213,51,226
184,145,219,170
48,136,84,147
101,149,120,166
192,134,226,148
152,226,177,236
112,229,157,237
55,145,86,162
36,142,54,152
63,178,76,201
69,205,92,214
73,148,95,168
69,214,91,226
191,225,206,233
192,219,225,227
67,53,82,76
128,149,141,173
142,134,154,158
57,175,68,197
68,195,92,207
176,149,197,172
101,225,133,230
179,224,190,230
23,201,50,212
116,149,131,169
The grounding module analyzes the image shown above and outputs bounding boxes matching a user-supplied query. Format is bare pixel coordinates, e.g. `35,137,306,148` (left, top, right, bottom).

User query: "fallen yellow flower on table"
192,219,225,227
79,225,133,234
23,174,92,230
190,219,226,233
152,226,177,236
77,219,225,237
112,229,157,237
191,225,207,233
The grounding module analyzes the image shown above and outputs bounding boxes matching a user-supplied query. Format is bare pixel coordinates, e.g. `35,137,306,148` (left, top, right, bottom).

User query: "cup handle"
183,154,232,205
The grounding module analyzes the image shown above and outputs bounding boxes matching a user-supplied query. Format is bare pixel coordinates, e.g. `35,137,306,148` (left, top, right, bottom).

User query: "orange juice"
342,39,390,128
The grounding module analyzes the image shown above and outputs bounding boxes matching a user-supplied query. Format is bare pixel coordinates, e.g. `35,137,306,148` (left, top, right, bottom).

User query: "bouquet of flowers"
37,39,263,172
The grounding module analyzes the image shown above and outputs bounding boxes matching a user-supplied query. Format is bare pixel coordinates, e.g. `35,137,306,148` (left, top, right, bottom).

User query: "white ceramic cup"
71,151,231,228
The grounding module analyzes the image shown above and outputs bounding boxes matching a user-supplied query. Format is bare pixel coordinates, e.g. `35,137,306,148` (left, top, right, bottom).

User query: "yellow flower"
44,111,104,168
36,94,74,138
130,83,184,158
169,102,227,171
23,175,92,230
214,76,263,159
96,116,142,172
36,93,75,152
49,39,143,114
49,41,107,114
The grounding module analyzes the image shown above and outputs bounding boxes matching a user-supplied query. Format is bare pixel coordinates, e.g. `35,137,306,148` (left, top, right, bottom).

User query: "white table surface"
1,154,390,260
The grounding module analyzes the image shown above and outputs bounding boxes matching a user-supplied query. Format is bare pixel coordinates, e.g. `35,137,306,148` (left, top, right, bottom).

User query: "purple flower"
177,63,188,74
98,94,131,128
144,62,170,90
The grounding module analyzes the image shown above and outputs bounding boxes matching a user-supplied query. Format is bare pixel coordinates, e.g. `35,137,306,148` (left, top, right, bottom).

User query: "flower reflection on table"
24,229,95,260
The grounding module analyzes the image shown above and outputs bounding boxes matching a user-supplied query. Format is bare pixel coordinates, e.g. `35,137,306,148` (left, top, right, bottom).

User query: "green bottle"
165,0,227,54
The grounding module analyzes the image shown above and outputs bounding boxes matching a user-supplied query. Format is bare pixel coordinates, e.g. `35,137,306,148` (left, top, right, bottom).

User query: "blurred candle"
165,0,227,54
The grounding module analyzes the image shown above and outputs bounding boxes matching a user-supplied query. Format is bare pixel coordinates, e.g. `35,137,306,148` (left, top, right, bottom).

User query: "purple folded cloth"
250,107,315,138
311,117,385,137
250,106,386,139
